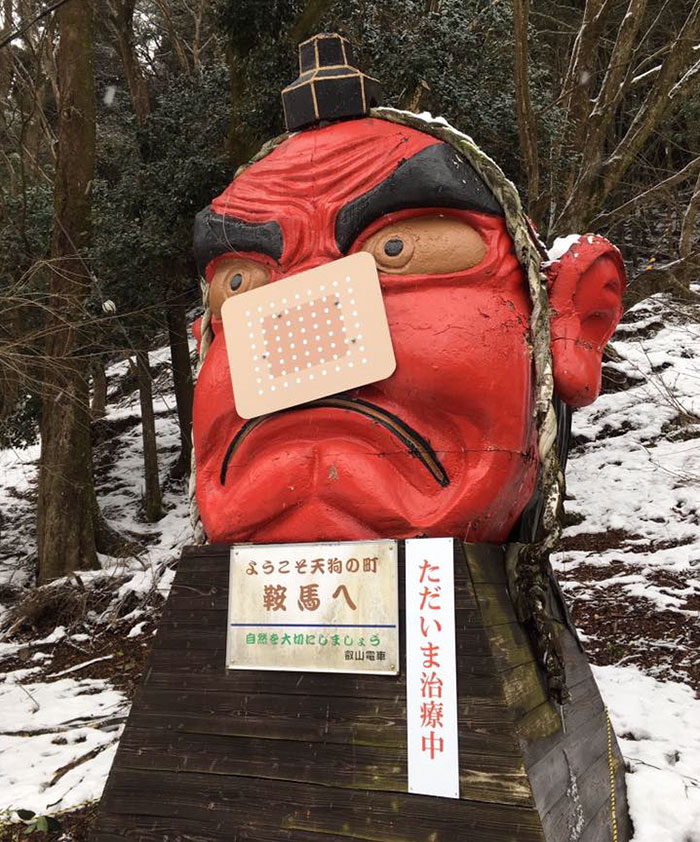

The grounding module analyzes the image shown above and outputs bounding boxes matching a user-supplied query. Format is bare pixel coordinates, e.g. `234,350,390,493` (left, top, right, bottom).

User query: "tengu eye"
384,238,404,257
360,214,486,276
207,257,271,316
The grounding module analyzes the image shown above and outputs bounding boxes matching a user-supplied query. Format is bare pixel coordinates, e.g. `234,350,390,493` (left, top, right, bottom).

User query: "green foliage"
92,65,231,336
214,0,561,188
14,809,62,835
226,33,298,143
0,184,54,283
332,0,528,173
217,0,301,52
0,393,41,449
0,183,53,444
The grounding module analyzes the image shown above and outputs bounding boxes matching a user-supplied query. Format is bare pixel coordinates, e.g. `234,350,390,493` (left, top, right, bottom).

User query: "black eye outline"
229,272,244,292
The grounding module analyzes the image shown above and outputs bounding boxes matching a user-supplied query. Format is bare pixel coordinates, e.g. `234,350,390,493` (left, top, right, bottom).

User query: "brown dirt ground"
0,803,98,842
556,531,700,693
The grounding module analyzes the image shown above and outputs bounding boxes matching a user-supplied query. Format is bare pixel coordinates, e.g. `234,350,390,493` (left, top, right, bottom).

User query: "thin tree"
108,0,194,483
36,0,98,581
515,0,700,297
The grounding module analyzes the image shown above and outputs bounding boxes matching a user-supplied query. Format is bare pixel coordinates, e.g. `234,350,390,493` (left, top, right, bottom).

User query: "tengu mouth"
219,395,450,488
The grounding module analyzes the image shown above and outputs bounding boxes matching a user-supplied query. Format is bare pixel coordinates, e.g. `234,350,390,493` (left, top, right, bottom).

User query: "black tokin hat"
282,33,384,132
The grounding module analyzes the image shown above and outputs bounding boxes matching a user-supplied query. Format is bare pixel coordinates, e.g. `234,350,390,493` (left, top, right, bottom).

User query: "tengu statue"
93,34,632,842
191,35,625,553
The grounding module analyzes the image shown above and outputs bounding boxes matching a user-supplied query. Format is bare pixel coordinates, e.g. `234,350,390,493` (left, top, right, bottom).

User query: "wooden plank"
150,620,486,660
126,710,523,757
501,661,548,718
114,727,534,806
157,605,484,629
482,621,537,673
142,664,505,701
576,798,618,842
458,755,533,807
473,582,519,627
577,757,632,842
540,749,617,842
128,687,521,751
518,674,604,763
93,817,226,842
524,706,608,818
145,646,509,678
463,543,508,584
557,626,596,692
181,543,231,558
94,813,358,842
99,768,546,842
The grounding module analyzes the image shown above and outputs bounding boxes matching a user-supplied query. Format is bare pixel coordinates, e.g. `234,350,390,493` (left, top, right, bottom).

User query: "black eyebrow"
193,207,283,275
335,142,503,253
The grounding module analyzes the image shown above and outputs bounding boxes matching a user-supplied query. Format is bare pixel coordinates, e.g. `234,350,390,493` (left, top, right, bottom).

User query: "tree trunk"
678,169,700,285
136,350,163,521
227,0,334,165
90,359,107,419
167,296,193,479
111,0,151,124
513,0,541,225
110,2,192,481
36,0,98,583
0,0,14,140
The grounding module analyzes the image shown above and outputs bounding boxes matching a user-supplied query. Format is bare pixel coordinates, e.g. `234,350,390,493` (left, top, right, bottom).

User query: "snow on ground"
0,293,699,838
552,289,700,841
0,442,40,600
595,665,700,842
0,674,126,816
0,345,192,827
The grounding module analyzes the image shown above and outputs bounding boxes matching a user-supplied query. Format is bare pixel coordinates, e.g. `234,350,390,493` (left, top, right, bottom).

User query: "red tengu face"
192,118,625,544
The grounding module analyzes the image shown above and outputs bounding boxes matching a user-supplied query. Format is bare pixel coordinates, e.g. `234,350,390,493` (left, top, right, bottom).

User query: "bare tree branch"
0,0,72,50
590,0,647,125
591,155,700,227
560,0,612,123
602,1,700,196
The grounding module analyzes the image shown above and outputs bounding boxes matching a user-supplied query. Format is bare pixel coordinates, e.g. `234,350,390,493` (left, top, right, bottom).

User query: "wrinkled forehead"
194,118,504,274
211,119,439,221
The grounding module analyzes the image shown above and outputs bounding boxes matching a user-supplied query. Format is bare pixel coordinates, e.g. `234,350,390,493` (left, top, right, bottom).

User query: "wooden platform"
92,541,631,841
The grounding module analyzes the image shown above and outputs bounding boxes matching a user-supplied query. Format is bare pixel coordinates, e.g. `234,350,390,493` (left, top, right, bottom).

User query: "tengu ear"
546,235,626,408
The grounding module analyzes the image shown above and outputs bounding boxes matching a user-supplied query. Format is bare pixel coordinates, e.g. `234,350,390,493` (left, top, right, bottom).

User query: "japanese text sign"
226,540,399,674
405,537,460,799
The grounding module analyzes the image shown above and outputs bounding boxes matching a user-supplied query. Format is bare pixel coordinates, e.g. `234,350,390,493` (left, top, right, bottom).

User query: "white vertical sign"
405,537,460,799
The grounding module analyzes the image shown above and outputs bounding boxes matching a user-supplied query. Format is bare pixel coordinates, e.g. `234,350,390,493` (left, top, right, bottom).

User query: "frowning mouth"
219,396,450,488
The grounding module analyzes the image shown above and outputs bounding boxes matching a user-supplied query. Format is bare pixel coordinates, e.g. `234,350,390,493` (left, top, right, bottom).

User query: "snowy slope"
0,294,699,839
552,289,700,841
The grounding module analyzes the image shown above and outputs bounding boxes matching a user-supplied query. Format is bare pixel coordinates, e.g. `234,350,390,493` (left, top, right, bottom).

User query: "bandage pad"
221,252,396,419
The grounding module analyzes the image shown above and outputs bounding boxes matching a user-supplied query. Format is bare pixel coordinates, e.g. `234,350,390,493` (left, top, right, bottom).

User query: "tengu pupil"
384,238,404,257
229,273,243,291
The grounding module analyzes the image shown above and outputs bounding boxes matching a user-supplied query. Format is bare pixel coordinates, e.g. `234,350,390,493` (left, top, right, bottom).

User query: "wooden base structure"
92,541,631,841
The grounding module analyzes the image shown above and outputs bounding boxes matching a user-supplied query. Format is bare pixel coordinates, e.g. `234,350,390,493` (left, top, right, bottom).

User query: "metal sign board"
226,540,399,674
405,537,460,799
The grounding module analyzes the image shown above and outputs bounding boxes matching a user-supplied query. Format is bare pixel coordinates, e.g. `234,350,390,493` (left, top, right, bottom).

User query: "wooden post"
93,541,631,841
